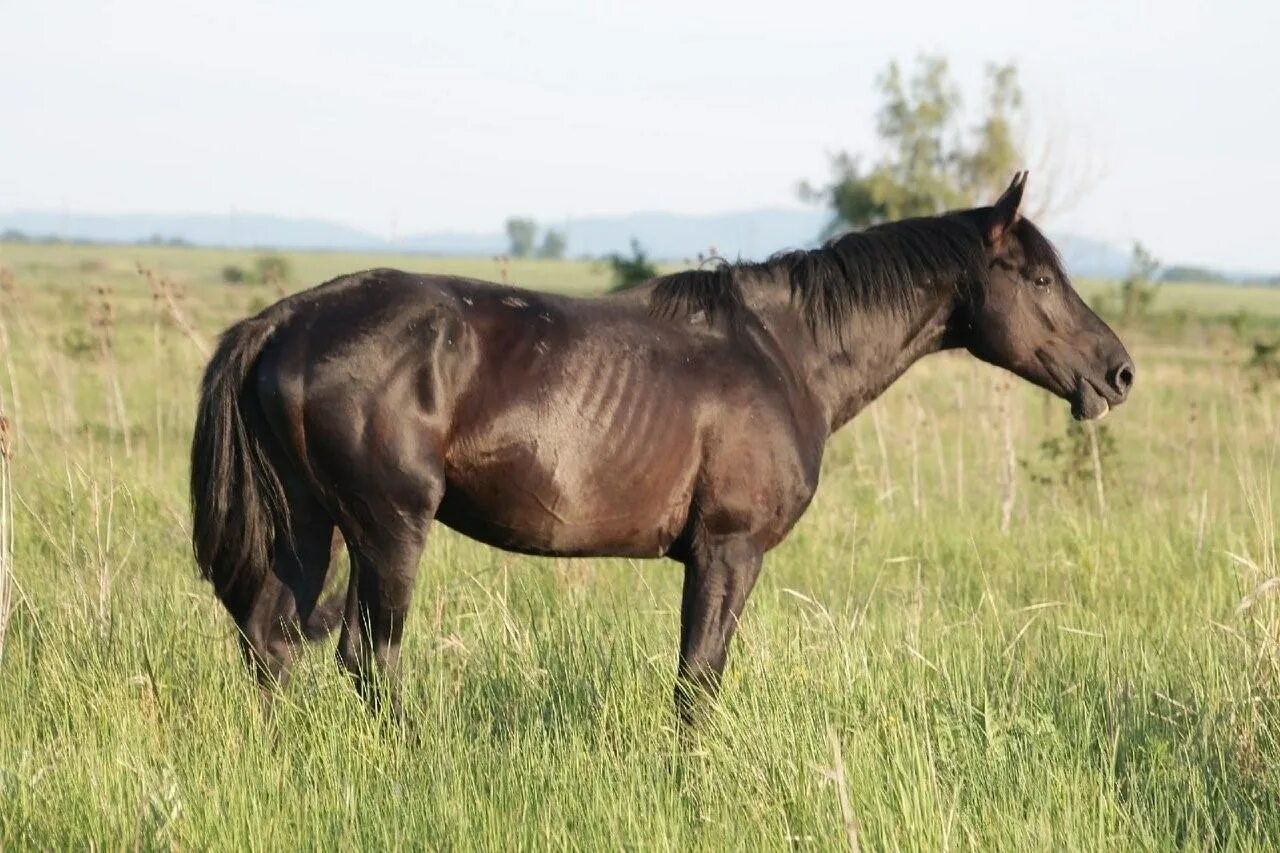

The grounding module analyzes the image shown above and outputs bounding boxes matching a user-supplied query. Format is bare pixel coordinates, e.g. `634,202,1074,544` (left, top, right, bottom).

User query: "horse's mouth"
1071,379,1111,421
1035,351,1112,421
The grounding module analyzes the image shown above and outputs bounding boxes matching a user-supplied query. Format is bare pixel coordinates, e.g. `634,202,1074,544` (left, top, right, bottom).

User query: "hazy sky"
3,1,1275,269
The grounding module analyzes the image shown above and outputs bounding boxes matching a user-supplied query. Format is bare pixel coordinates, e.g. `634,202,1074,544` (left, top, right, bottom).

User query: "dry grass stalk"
930,402,948,504
953,375,966,509
997,380,1017,533
0,314,19,435
90,285,132,457
265,266,288,300
0,268,21,436
90,479,113,632
151,277,166,475
0,412,13,663
1233,460,1280,681
137,264,210,357
1,267,76,443
821,727,861,853
1086,421,1107,517
1184,402,1199,501
1195,490,1209,554
1210,400,1221,482
869,404,893,503
907,392,923,516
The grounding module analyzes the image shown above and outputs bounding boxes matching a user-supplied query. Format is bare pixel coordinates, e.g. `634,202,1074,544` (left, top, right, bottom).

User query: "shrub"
1245,339,1280,391
607,239,658,292
1118,242,1160,324
253,254,291,285
1022,417,1118,496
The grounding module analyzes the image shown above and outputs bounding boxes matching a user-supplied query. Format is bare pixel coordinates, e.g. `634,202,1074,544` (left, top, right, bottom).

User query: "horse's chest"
695,416,823,549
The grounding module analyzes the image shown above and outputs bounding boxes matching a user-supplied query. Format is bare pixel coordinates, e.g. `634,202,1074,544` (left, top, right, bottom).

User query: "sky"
2,0,1275,270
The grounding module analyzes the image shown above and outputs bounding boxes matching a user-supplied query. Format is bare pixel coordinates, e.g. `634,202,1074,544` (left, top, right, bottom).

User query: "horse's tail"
190,307,292,622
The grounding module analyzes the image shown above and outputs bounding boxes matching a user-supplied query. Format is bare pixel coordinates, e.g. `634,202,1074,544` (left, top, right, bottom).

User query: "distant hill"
553,208,831,261
1053,235,1133,281
0,211,378,251
0,208,833,262
0,207,1259,283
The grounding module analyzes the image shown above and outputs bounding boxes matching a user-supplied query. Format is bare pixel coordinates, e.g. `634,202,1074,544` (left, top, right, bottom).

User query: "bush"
607,239,658,292
253,254,291,285
221,265,247,284
1245,339,1280,391
1022,417,1118,497
1118,242,1160,324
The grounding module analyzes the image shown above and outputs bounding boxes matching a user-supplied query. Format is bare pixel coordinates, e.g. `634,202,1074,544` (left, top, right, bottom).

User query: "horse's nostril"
1110,362,1135,397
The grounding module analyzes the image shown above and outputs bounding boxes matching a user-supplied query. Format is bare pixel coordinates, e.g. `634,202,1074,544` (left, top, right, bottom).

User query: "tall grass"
0,243,1279,848
0,409,13,663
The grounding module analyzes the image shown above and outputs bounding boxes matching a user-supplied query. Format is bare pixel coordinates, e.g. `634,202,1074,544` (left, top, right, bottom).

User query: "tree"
607,239,658,292
965,63,1024,201
1119,242,1160,324
537,228,568,260
505,217,538,258
802,56,1028,237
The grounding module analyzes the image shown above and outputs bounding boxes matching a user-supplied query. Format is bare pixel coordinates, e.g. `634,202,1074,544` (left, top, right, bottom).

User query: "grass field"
2,241,1280,849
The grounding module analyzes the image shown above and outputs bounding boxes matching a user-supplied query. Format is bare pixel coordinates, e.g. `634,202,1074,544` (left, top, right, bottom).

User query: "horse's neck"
753,278,956,433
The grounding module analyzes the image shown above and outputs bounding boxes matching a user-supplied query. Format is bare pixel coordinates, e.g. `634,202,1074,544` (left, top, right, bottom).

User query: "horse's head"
958,173,1134,420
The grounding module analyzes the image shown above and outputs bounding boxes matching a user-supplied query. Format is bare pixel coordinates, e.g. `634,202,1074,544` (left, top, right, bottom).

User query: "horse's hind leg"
238,487,335,709
334,485,441,716
299,531,349,641
335,525,432,716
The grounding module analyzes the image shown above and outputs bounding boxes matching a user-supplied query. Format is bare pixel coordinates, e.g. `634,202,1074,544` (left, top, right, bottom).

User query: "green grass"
2,242,1280,848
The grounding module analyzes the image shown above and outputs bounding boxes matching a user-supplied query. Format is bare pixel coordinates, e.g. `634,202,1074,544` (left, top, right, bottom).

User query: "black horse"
191,173,1133,719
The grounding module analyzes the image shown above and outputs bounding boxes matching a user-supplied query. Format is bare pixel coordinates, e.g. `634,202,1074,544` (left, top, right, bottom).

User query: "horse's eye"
1033,275,1052,288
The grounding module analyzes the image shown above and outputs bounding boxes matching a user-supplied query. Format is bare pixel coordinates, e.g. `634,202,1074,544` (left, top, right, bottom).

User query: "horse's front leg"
674,534,763,725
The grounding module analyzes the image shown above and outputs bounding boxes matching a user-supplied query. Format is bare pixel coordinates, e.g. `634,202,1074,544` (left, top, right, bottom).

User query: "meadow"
2,240,1280,849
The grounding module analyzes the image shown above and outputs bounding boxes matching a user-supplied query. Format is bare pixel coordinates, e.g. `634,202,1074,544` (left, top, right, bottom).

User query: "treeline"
503,218,567,259
1,228,192,247
1161,265,1280,287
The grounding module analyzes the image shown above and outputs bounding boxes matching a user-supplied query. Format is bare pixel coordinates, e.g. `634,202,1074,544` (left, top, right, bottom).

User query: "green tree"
965,62,1024,201
1119,242,1160,324
505,217,538,258
537,228,568,260
802,56,1026,236
607,239,658,292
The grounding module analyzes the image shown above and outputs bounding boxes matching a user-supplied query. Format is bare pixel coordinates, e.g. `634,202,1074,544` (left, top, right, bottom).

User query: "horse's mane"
645,211,1063,338
1011,216,1068,279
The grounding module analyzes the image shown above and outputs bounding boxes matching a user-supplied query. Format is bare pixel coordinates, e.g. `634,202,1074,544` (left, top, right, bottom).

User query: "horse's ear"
987,171,1027,245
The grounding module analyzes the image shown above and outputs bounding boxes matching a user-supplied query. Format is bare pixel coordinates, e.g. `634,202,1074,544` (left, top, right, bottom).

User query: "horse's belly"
437,444,698,558
438,341,706,557
436,476,692,557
